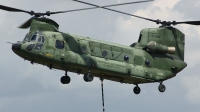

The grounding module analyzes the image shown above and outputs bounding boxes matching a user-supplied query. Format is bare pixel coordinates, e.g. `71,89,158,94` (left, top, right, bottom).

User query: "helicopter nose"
12,43,21,51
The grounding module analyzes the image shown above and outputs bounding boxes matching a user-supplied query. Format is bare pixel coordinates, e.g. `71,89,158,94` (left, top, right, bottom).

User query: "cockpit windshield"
23,32,45,43
23,33,31,41
31,34,37,41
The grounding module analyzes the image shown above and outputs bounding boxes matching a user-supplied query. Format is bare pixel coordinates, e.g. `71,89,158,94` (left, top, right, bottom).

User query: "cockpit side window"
37,36,45,43
56,40,64,49
38,37,42,42
34,33,45,50
41,36,45,43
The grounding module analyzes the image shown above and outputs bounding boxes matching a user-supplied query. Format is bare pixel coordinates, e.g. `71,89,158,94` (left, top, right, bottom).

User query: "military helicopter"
2,0,199,96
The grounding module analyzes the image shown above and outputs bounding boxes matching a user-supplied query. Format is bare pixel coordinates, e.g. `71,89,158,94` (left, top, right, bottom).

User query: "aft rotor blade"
19,18,33,29
72,0,158,23
175,21,200,25
47,0,154,15
0,4,32,15
102,0,154,7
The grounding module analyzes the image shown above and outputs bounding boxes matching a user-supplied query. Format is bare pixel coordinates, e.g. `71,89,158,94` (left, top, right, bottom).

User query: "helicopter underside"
13,48,164,85
13,48,171,96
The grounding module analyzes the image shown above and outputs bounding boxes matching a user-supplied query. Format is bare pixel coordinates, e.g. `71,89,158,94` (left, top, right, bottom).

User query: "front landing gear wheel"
60,76,71,84
158,84,166,92
133,86,141,94
83,72,94,82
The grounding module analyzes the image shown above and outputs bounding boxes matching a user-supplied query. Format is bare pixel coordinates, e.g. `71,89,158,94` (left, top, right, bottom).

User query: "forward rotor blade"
0,1,154,17
19,18,33,29
0,4,32,15
47,0,154,15
176,21,200,25
72,0,158,23
7,42,14,45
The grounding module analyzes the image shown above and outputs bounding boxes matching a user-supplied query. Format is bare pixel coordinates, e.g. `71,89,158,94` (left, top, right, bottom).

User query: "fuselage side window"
56,40,64,49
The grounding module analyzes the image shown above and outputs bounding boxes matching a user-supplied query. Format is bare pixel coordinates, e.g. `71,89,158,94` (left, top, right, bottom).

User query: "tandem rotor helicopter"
1,0,199,96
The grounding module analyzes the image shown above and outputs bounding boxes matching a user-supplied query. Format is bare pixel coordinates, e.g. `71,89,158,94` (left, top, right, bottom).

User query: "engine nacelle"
147,41,175,54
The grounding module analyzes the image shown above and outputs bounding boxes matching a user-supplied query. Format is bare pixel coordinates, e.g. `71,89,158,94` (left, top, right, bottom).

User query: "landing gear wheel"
83,72,94,82
133,86,141,94
60,76,71,84
158,84,166,92
83,74,88,82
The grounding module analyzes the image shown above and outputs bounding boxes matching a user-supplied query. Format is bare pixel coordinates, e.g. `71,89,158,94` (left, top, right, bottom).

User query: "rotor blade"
19,18,33,29
7,42,14,45
176,21,200,25
72,0,158,23
101,0,154,7
0,4,32,15
46,0,154,15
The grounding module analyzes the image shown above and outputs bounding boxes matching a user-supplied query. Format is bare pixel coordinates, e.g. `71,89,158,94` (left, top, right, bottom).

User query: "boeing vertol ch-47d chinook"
2,0,199,96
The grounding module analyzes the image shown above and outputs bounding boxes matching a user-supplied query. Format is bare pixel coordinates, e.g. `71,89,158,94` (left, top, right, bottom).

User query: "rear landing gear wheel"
133,85,141,94
60,76,71,84
83,72,94,82
158,84,166,92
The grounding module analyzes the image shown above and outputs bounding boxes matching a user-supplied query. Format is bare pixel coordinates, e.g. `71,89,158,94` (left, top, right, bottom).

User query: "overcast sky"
0,0,200,112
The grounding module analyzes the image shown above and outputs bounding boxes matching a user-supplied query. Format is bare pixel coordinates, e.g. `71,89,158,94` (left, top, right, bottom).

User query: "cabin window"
56,40,64,49
102,50,108,57
81,46,86,53
124,55,129,61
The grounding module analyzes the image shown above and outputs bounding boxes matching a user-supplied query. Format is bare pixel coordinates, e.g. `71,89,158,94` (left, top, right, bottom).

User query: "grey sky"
0,0,200,112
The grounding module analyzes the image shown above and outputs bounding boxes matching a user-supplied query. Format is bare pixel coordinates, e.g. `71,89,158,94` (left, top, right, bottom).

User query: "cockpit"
23,32,45,51
23,32,45,42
